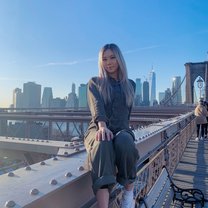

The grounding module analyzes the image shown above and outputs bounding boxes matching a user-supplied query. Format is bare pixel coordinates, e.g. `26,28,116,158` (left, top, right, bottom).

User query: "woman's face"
102,49,119,79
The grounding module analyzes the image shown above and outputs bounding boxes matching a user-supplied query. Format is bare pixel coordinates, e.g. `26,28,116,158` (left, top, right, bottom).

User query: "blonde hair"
98,43,134,106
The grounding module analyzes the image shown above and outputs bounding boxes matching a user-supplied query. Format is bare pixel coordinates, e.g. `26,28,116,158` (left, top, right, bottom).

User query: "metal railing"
0,112,195,208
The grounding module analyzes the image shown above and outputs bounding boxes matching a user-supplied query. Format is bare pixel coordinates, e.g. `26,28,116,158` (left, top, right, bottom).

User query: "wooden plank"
173,137,208,199
142,168,172,208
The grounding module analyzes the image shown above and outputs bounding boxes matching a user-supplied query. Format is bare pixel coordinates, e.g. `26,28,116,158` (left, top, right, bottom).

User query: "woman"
84,43,139,208
194,99,208,141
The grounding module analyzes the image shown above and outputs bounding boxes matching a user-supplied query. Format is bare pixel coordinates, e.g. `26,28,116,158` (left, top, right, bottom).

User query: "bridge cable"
161,73,186,106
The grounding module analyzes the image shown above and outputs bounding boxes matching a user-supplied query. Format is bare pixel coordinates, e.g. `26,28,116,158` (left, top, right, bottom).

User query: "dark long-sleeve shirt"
86,77,135,135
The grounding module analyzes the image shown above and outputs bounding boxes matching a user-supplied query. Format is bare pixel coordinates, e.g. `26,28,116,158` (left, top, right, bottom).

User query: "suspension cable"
161,74,186,106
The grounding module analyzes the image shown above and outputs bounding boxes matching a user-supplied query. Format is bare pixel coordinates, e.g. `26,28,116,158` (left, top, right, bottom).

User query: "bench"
136,167,205,208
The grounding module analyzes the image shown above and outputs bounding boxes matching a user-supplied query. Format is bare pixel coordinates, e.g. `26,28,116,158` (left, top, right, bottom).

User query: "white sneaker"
131,199,135,208
121,199,135,208
121,190,134,208
195,137,199,141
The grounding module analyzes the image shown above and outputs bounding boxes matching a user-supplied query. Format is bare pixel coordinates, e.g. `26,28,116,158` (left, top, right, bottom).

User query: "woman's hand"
96,122,114,141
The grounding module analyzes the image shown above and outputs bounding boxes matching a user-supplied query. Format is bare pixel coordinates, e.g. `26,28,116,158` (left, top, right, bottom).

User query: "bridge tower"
185,61,208,104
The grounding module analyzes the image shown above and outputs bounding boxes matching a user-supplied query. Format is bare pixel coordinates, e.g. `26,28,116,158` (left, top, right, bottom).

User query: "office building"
51,97,66,108
0,108,7,135
13,88,23,109
164,88,172,106
142,81,150,106
78,84,87,109
135,78,142,106
23,82,41,108
172,76,182,105
149,70,156,106
42,87,53,108
66,83,78,109
158,92,165,103
135,78,142,97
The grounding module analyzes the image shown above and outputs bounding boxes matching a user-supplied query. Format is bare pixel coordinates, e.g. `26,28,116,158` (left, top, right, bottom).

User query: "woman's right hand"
96,122,113,141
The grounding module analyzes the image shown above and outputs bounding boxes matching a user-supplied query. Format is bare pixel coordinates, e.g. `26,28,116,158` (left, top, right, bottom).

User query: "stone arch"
185,61,208,104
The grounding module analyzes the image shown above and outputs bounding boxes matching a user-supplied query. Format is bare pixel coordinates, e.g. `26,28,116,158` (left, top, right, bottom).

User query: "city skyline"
7,73,182,109
1,1,208,107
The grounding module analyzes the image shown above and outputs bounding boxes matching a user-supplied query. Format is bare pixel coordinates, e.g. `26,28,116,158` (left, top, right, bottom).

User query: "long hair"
98,43,134,107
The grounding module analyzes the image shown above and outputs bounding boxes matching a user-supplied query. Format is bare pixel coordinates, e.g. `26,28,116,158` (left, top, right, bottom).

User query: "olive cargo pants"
84,130,139,194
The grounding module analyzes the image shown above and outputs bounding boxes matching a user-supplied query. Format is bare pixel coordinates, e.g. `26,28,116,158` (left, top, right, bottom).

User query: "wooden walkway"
172,135,208,205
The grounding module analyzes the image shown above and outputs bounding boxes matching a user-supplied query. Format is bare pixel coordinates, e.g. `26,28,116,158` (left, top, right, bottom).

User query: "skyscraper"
149,70,156,106
50,97,66,108
135,78,142,106
158,92,165,103
42,87,53,108
164,88,172,106
172,76,182,105
72,83,76,94
23,82,41,108
66,83,78,109
135,78,142,97
143,81,150,106
78,84,87,109
13,88,23,109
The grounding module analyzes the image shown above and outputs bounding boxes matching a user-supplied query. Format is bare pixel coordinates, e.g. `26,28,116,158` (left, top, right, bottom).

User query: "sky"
0,0,208,107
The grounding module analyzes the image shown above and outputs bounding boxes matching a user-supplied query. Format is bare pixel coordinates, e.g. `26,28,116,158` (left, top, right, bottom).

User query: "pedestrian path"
172,136,208,206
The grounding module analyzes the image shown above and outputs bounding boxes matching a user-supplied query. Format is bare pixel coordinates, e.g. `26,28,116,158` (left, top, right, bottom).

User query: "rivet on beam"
65,172,72,177
74,147,80,152
5,200,16,207
40,161,46,165
78,166,84,171
25,166,32,171
53,157,58,161
49,179,57,185
7,172,14,177
30,188,39,195
64,144,69,147
64,152,68,156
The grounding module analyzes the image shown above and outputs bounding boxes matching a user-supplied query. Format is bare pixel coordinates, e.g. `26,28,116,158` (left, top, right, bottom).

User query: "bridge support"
185,61,208,104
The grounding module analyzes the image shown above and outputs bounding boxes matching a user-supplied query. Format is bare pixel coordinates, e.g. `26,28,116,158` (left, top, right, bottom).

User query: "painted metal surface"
0,137,84,155
0,112,195,208
0,152,92,208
